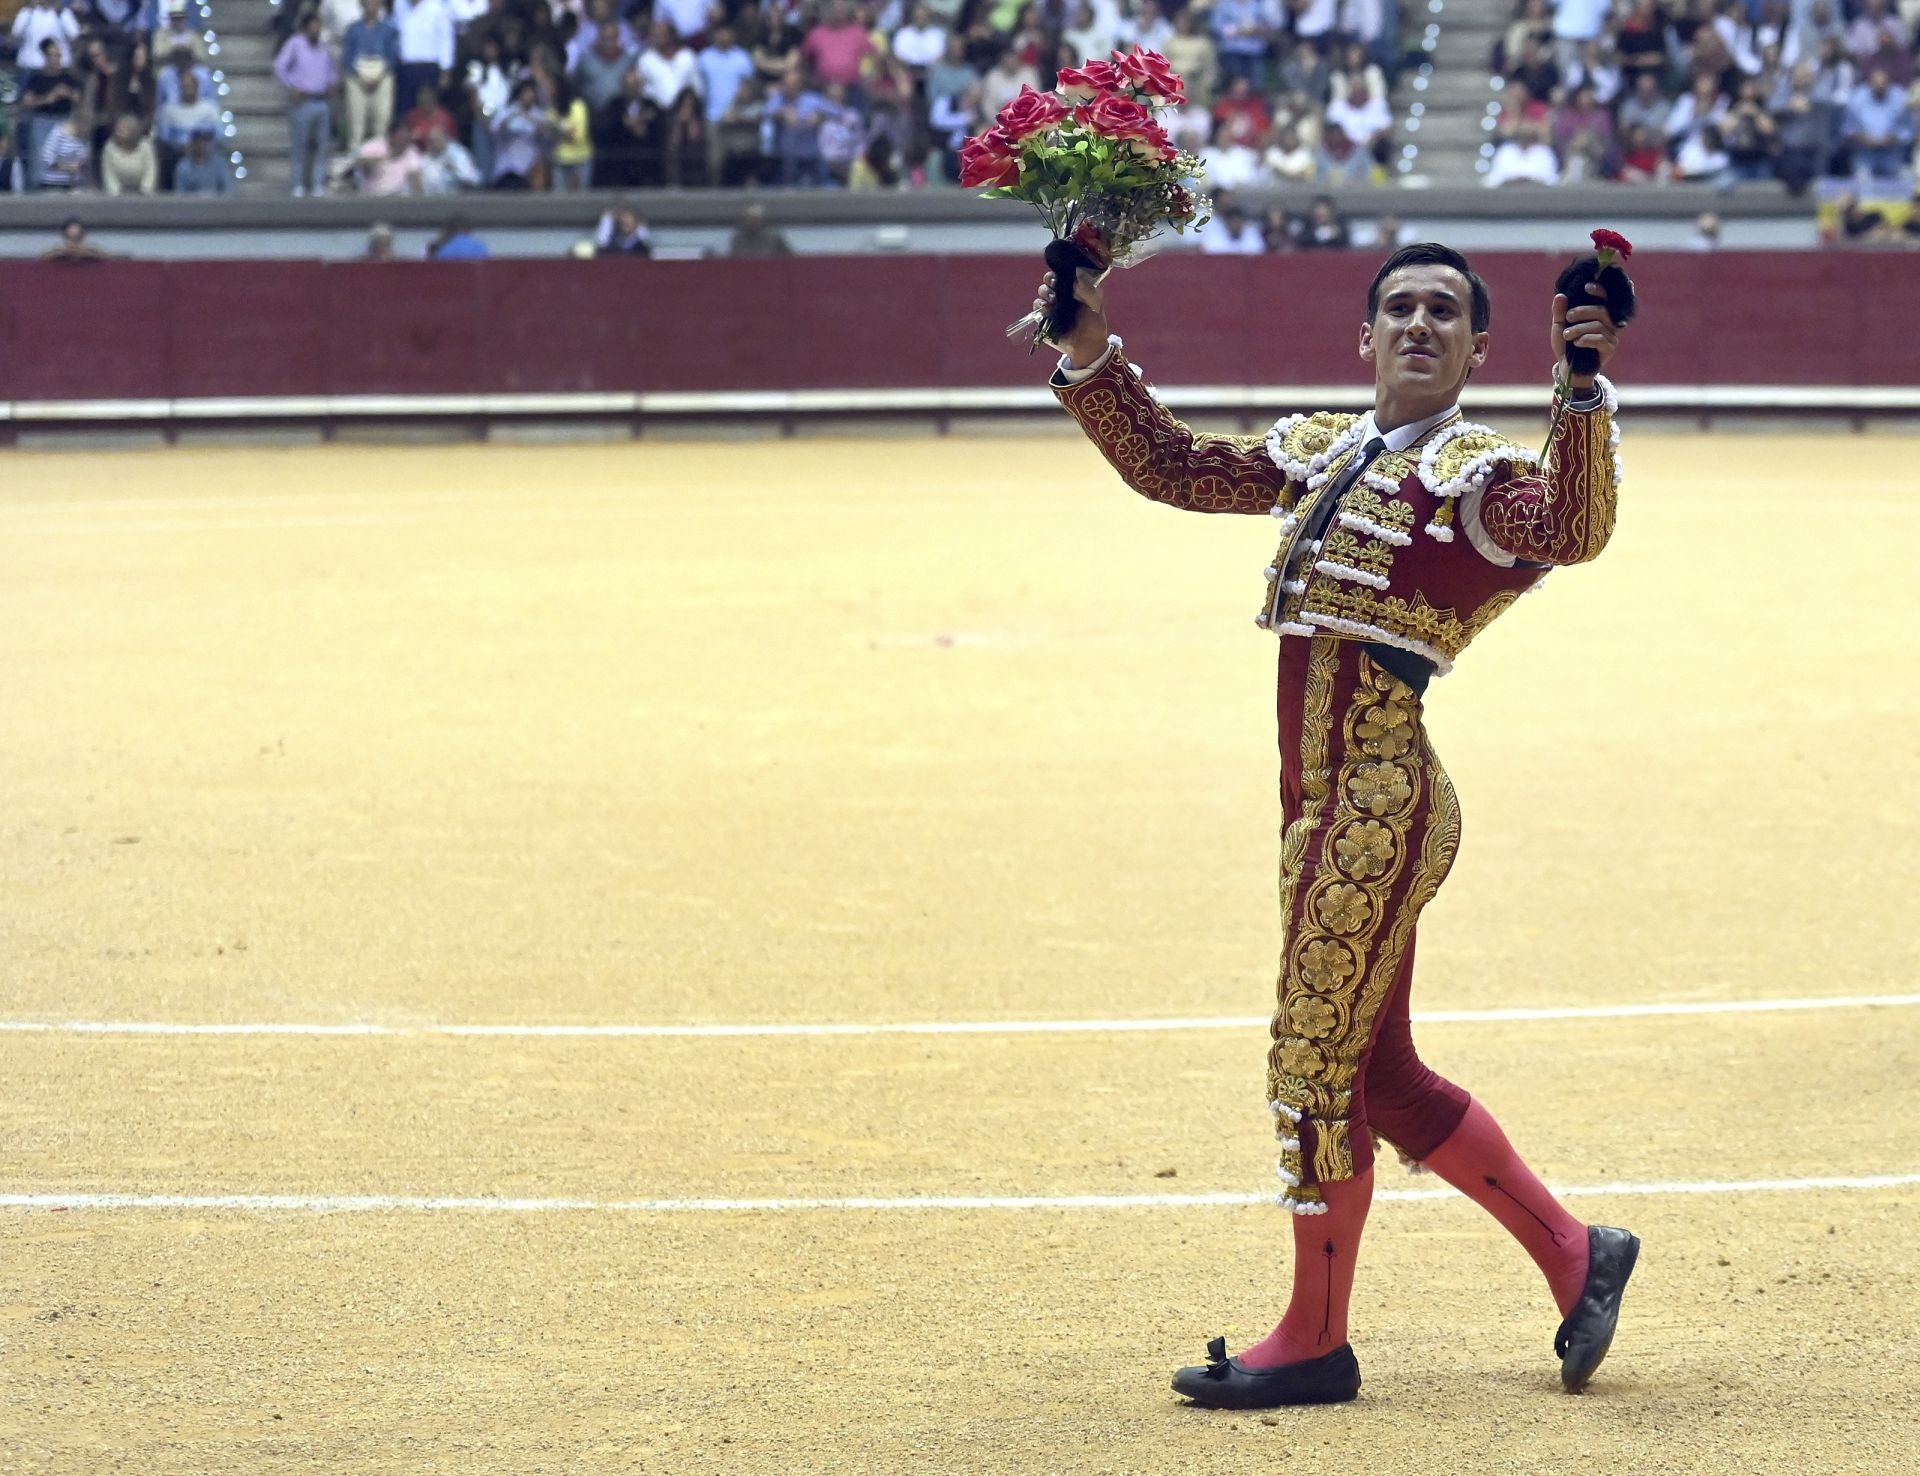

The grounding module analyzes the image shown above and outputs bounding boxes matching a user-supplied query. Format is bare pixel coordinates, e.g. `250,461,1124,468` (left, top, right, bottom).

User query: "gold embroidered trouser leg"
1268,638,1462,1214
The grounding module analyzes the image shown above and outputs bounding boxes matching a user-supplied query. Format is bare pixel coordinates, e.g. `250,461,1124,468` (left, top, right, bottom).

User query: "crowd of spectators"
1483,0,1920,191
2,0,235,192
259,0,1413,196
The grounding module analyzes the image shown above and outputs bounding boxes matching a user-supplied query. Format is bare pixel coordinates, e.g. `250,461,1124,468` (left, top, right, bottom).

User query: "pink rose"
1113,46,1187,105
1054,59,1126,103
1079,93,1158,140
958,127,1021,188
994,84,1069,141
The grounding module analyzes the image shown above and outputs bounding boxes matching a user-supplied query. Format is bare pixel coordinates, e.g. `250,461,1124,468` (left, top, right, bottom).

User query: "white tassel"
1424,522,1455,542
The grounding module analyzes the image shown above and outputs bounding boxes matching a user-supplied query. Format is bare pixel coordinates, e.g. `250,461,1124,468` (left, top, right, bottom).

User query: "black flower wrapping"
1041,237,1104,343
1553,254,1637,378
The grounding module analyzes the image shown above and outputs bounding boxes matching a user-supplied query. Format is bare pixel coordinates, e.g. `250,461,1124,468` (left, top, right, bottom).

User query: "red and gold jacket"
1053,342,1621,676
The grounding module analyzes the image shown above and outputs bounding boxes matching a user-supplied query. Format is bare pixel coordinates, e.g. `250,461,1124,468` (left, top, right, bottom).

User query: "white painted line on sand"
0,993,1915,1040
3,1173,1917,1215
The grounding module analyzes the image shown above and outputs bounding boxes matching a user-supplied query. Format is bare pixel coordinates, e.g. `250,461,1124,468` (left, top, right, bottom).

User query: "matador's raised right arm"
1050,337,1298,517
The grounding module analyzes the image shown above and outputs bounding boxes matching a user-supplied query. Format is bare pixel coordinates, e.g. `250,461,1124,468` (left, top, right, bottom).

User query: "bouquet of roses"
960,47,1210,349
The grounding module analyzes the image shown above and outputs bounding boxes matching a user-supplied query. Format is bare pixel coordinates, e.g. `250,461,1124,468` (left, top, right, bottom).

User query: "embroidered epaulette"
1265,411,1365,486
1412,422,1540,542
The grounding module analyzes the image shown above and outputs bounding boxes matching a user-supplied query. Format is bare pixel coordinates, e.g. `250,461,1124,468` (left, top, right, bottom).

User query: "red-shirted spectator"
802,0,875,90
1210,75,1271,140
403,82,458,146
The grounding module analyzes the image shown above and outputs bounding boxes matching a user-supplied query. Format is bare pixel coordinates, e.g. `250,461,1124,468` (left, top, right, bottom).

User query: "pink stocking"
1239,1168,1374,1369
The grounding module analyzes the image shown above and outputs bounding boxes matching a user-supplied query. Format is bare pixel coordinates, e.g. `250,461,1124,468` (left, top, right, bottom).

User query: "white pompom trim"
1423,522,1455,542
1314,558,1390,591
1269,1099,1302,1123
1337,510,1413,547
1279,1194,1330,1216
1292,610,1453,675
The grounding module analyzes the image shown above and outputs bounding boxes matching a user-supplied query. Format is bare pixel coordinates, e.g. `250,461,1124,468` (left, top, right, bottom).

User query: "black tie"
1302,435,1389,548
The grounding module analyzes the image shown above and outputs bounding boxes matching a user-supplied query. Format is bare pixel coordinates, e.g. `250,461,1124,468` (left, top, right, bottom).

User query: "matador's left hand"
1552,280,1621,389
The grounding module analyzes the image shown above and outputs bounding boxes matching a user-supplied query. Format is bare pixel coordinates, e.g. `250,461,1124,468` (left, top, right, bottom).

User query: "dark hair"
1366,243,1491,332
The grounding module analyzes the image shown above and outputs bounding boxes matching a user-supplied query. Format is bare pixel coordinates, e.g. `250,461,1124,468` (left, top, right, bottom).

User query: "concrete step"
211,33,278,68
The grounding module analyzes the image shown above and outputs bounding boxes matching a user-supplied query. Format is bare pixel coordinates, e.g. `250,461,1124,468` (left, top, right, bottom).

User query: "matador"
1035,243,1639,1407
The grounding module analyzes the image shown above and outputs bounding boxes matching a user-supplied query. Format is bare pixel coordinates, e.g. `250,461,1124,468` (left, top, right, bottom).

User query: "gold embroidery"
1342,487,1416,532
1476,407,1617,565
1273,412,1364,473
1301,583,1471,657
1427,426,1537,491
1319,527,1395,579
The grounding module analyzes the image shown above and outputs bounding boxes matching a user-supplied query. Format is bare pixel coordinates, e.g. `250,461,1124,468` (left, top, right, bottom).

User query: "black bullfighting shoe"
1171,1337,1361,1409
1555,1224,1641,1393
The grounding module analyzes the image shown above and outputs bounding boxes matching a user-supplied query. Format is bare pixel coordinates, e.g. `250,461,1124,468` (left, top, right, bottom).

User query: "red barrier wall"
1,251,1906,404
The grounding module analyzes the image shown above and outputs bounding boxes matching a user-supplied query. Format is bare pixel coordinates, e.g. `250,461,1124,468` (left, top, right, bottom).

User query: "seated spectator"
1278,38,1329,105
100,113,156,194
153,6,209,68
1297,194,1351,249
1612,0,1669,82
1844,67,1913,179
1329,42,1387,106
1719,76,1778,182
1261,205,1298,251
154,67,220,187
1209,0,1280,90
1315,119,1373,183
1844,0,1909,85
1552,0,1610,72
1616,121,1672,181
1202,200,1266,253
1211,75,1271,141
1324,74,1390,155
1119,0,1174,52
1665,75,1730,151
1495,79,1550,139
491,78,553,188
1271,90,1323,149
1564,38,1621,104
803,0,876,92
979,47,1036,113
1207,112,1269,188
1484,119,1560,184
39,114,89,188
1497,0,1552,75
1616,71,1671,139
403,81,458,146
594,205,653,253
1673,120,1731,178
1262,120,1316,181
1834,189,1890,241
1058,2,1112,65
365,221,397,259
171,126,233,193
1690,211,1722,249
427,216,488,259
728,200,793,256
1506,36,1560,98
1551,82,1614,169
418,123,480,191
1162,9,1218,109
42,216,112,260
892,5,948,72
357,122,424,193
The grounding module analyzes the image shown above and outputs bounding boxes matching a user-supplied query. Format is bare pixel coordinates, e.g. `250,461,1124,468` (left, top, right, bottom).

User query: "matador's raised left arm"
1474,378,1621,567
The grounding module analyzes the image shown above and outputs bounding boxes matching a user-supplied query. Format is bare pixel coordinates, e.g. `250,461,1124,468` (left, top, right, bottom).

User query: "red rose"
1590,228,1634,258
1079,92,1157,140
994,84,1069,141
1113,46,1187,105
1055,59,1126,102
958,127,1021,188
1124,119,1175,160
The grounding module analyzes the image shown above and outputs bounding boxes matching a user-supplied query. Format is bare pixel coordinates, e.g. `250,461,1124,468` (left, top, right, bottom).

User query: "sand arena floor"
0,430,1916,1475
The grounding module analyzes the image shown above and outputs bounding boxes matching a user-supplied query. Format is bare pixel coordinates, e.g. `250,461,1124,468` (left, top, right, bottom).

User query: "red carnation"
1055,59,1127,102
1590,228,1633,258
1113,46,1187,105
995,84,1069,142
958,127,1021,188
1079,92,1158,140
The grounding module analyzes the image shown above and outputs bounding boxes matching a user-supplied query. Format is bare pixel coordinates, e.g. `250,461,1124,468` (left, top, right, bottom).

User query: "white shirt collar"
1360,401,1460,454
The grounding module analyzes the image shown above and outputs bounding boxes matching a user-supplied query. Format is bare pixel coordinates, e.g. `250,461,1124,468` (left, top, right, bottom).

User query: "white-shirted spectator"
639,22,701,109
38,118,89,187
979,48,1037,113
418,125,480,191
1325,75,1391,147
1484,122,1561,184
1115,0,1174,50
697,25,756,121
393,0,454,116
1202,202,1266,253
1665,76,1729,147
1206,113,1269,187
1263,121,1316,181
1339,0,1385,48
656,0,716,43
100,114,157,194
1552,0,1610,64
1063,1,1120,64
12,0,80,69
1673,123,1731,178
152,6,207,67
891,4,946,67
1292,0,1338,45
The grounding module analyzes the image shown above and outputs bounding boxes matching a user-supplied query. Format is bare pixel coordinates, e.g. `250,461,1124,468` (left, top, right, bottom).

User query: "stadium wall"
3,251,1911,435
